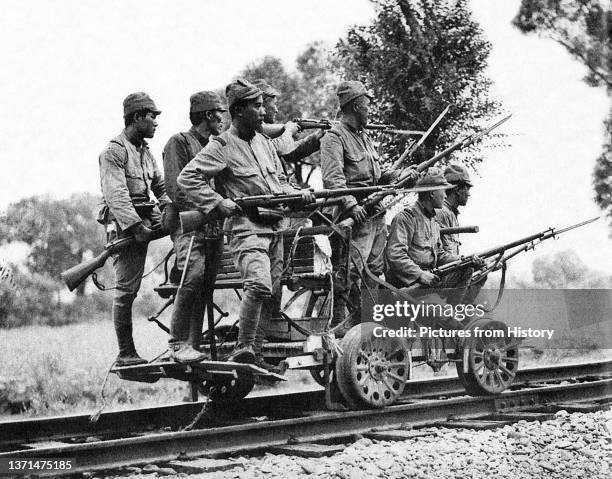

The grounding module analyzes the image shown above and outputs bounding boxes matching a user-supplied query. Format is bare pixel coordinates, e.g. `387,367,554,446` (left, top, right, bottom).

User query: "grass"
1,314,611,418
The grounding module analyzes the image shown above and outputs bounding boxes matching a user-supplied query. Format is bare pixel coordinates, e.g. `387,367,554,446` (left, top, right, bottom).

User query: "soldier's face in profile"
207,110,224,136
136,111,158,138
240,96,265,132
457,184,471,206
354,96,370,127
263,96,278,124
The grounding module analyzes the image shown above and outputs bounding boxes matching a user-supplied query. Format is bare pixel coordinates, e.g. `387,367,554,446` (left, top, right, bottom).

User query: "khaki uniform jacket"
385,201,459,287
177,125,298,237
99,130,170,230
163,127,209,212
320,121,395,213
435,199,461,255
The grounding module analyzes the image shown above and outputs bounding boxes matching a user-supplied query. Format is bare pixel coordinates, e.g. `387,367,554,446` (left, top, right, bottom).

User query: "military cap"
444,164,473,187
337,80,373,107
251,79,279,98
226,78,262,108
190,91,227,113
412,168,454,192
123,92,161,117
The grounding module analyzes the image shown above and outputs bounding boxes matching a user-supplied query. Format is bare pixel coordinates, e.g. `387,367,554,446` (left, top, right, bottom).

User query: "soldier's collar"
417,201,436,218
189,126,209,146
444,198,459,215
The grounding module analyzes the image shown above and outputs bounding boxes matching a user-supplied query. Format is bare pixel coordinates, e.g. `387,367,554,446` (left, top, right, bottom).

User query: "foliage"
334,0,503,167
239,42,342,122
513,0,612,230
0,193,105,294
506,250,612,288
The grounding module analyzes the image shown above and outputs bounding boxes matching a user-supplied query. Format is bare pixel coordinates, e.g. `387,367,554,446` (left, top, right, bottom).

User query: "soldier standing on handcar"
98,93,171,366
320,81,418,335
177,79,315,366
251,78,324,181
162,91,228,363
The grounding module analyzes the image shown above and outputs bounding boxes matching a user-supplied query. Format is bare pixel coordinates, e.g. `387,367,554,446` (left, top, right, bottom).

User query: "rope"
181,389,212,431
89,360,115,423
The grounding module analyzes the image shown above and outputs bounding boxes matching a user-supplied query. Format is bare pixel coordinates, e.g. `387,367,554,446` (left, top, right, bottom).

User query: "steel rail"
1,377,611,475
1,359,611,450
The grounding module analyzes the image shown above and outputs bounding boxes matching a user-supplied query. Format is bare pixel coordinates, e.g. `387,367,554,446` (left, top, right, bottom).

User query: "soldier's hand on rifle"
284,121,301,137
216,198,241,218
314,129,326,140
348,205,368,225
419,270,440,287
471,255,486,268
299,189,316,205
130,222,153,243
400,167,420,186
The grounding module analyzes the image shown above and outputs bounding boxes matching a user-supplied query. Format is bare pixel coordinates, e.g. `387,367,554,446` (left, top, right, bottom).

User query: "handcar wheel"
206,373,254,402
335,322,411,409
457,319,519,395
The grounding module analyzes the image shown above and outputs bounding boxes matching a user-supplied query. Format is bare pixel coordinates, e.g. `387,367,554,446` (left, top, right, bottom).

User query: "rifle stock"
60,230,168,291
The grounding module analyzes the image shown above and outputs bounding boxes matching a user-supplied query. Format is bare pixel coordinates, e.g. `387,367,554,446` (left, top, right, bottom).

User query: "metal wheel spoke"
471,351,484,358
355,364,368,371
382,376,397,393
387,371,405,382
493,369,505,387
500,355,519,363
498,363,515,378
387,361,408,368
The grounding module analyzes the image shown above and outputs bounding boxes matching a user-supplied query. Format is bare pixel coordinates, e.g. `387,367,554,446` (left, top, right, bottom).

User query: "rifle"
363,114,513,216
293,118,425,136
179,185,418,234
390,105,450,170
60,229,168,291
433,217,599,278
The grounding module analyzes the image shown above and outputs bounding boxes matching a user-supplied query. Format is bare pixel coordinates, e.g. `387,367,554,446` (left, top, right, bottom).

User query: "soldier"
385,169,482,301
177,78,314,366
436,164,473,255
251,78,324,182
98,92,170,366
162,91,227,363
436,164,486,302
320,80,417,333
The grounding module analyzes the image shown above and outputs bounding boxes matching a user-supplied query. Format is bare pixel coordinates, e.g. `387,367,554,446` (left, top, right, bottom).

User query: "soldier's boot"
169,287,206,364
253,324,281,374
228,294,260,364
113,305,147,367
169,340,206,363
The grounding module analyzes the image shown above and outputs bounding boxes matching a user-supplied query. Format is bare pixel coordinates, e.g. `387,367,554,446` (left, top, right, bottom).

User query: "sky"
0,0,610,276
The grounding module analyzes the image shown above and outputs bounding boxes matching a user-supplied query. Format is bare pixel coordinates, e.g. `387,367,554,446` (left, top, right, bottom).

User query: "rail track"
1,360,611,476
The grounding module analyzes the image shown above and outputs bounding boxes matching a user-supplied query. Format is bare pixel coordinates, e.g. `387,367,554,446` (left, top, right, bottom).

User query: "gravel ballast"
113,408,612,479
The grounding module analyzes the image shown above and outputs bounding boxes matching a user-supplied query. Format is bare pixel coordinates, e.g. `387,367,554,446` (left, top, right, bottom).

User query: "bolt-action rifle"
363,114,513,216
432,217,599,279
60,228,168,291
179,184,418,234
293,118,425,136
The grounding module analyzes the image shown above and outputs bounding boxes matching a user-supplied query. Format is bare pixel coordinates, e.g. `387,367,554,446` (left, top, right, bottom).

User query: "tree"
513,0,612,230
0,193,105,295
240,56,302,120
335,0,503,167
